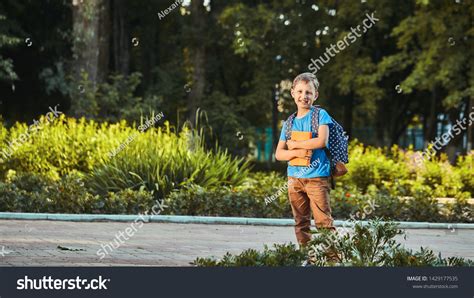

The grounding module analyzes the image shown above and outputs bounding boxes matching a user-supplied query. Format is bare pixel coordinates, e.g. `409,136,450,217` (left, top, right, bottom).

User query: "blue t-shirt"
279,108,333,178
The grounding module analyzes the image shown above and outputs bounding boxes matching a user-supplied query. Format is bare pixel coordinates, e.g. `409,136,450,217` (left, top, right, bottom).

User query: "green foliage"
0,115,119,179
88,125,250,200
403,196,441,222
192,243,306,267
339,142,472,199
38,62,70,96
0,171,156,214
0,14,21,82
194,220,474,267
308,221,474,267
163,172,472,223
95,188,155,214
308,221,403,266
382,0,472,104
457,153,474,194
0,172,98,213
2,0,473,155
70,71,162,122
0,119,472,222
164,172,291,218
444,197,474,223
340,142,410,192
330,186,472,223
331,186,406,221
0,115,250,200
418,158,463,198
0,172,50,212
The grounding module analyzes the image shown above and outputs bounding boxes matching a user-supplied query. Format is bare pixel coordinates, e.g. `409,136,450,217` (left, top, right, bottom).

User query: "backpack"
285,105,349,188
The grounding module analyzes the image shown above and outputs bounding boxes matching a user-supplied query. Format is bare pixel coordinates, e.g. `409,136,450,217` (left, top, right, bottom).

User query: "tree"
70,0,110,117
378,0,474,156
0,14,20,83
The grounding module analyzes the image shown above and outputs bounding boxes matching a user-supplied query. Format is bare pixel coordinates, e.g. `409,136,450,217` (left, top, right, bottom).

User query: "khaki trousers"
288,177,335,246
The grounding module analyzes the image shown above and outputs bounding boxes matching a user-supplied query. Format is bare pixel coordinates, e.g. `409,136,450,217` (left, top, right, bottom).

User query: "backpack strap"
287,106,319,139
285,112,297,140
311,105,321,137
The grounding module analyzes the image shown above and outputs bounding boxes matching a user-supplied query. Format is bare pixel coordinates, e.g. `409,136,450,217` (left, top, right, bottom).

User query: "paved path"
0,220,472,266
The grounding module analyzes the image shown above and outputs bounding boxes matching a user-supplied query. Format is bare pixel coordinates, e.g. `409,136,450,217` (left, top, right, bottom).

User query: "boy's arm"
287,125,329,150
275,140,312,161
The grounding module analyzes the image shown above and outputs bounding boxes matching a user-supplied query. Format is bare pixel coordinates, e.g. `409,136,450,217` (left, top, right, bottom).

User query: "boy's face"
290,80,318,110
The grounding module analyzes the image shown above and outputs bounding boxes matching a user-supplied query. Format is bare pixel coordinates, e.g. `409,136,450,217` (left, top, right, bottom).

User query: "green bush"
0,116,472,222
0,172,156,214
194,220,474,267
0,172,99,213
418,158,463,197
444,197,474,223
0,116,250,200
403,196,441,222
456,153,474,194
88,126,250,199
68,71,162,122
164,172,291,218
340,142,409,192
307,220,473,266
0,179,45,213
338,141,472,198
0,115,122,179
163,170,472,222
95,188,155,214
0,168,471,222
193,243,306,267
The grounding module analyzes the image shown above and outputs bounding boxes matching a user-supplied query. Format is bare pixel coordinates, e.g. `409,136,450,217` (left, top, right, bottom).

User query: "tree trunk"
375,100,385,147
71,0,101,85
272,87,278,162
343,93,353,137
445,108,462,163
71,0,110,117
111,0,129,76
424,86,438,147
98,0,110,82
467,97,474,152
187,0,206,126
390,99,415,146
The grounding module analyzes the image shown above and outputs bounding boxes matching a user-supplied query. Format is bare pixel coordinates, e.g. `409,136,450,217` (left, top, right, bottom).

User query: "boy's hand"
287,140,298,150
295,149,312,160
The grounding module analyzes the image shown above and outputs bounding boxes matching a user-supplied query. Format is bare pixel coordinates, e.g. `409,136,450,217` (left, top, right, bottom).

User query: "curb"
0,212,473,229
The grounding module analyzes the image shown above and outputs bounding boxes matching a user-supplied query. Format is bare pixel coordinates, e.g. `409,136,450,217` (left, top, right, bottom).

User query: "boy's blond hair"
292,72,319,91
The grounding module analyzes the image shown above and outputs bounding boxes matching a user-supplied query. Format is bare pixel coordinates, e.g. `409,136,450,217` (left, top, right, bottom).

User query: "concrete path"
0,220,472,266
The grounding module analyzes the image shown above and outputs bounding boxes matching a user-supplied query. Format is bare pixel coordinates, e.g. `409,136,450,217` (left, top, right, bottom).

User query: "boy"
275,72,335,247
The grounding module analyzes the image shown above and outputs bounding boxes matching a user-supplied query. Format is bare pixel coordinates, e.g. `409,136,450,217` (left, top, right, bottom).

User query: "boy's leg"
305,177,335,230
288,177,312,246
304,177,340,262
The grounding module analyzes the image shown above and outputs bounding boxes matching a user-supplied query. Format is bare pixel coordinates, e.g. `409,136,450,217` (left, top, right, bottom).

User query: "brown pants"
288,177,334,246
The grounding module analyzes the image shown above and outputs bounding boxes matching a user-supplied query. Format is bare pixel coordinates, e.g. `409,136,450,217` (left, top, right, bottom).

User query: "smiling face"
290,80,318,110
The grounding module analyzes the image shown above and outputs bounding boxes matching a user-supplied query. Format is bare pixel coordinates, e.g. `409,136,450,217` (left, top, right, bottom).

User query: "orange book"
289,131,312,166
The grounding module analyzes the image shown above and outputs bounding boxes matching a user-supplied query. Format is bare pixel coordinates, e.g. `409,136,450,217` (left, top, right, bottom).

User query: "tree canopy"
0,0,472,158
